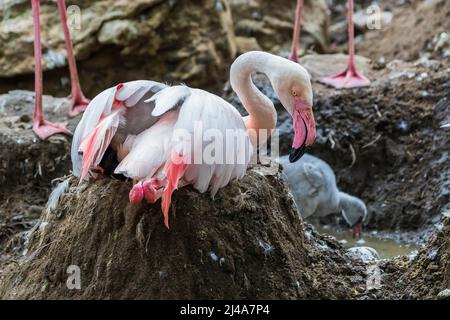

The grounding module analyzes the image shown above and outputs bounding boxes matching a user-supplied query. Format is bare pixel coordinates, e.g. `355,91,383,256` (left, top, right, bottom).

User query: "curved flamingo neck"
230,52,277,145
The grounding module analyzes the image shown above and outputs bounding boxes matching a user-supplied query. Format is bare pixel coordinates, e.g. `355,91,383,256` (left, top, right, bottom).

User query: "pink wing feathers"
77,108,124,182
71,80,166,181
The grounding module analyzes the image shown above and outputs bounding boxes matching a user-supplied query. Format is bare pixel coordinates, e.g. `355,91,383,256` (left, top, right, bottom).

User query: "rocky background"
0,0,237,95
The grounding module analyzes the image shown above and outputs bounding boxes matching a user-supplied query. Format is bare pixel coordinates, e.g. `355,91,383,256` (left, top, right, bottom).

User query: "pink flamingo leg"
31,0,71,140
56,0,90,116
288,0,304,63
320,0,370,89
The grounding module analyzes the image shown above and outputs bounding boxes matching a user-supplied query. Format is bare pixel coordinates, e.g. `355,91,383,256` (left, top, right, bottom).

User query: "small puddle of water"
315,224,421,259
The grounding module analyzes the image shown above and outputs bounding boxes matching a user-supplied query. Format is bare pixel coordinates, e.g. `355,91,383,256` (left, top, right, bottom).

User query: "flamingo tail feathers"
78,109,123,183
161,152,187,229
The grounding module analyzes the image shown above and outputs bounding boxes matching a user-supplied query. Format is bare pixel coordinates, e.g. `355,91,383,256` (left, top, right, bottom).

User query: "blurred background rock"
0,0,239,95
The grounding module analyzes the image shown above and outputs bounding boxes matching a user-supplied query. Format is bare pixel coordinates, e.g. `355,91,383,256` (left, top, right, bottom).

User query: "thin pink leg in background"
31,0,70,140
289,0,304,63
56,0,90,116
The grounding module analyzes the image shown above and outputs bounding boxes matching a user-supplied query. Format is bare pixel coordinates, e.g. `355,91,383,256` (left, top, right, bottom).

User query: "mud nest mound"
0,166,369,299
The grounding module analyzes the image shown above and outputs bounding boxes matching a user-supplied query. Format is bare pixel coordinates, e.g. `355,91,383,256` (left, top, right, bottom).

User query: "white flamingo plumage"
71,51,317,228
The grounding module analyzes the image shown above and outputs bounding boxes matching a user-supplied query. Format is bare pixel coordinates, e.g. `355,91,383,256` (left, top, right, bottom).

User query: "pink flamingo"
31,0,89,140
289,0,370,89
71,51,317,228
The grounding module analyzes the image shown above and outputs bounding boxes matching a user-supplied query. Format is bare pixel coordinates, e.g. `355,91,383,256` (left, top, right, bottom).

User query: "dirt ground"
0,0,449,299
379,216,450,299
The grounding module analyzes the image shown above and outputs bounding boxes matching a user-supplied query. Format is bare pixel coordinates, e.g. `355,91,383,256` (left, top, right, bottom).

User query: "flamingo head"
271,61,316,163
340,194,368,239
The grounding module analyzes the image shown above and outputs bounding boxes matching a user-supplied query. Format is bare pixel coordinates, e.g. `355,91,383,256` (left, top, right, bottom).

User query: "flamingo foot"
33,119,71,140
129,178,167,205
320,67,370,89
68,93,90,117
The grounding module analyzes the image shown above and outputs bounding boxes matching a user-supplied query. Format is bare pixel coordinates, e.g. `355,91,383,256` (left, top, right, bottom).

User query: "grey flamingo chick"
280,154,367,238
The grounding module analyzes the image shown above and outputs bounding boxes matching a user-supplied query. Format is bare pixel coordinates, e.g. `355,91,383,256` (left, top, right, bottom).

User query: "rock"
229,0,329,55
347,246,380,262
97,19,141,46
432,32,449,54
329,9,392,46
0,0,236,93
437,289,450,300
0,166,367,299
353,10,393,31
235,36,261,54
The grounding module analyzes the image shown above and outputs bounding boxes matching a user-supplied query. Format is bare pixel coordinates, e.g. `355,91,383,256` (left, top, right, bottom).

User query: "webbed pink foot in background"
33,119,71,140
320,0,370,89
320,65,370,89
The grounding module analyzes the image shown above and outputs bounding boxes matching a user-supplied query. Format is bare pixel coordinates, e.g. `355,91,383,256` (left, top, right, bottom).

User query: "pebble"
396,119,410,134
437,289,450,300
426,249,438,260
416,72,428,81
356,239,366,245
207,251,219,262
19,114,31,123
258,240,274,257
347,246,380,262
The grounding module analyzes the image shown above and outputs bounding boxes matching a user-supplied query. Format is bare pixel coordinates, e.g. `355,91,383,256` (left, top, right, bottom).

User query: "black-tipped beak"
290,116,308,163
289,145,306,163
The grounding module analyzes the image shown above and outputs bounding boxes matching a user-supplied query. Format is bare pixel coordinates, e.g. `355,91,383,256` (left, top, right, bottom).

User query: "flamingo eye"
292,89,298,96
